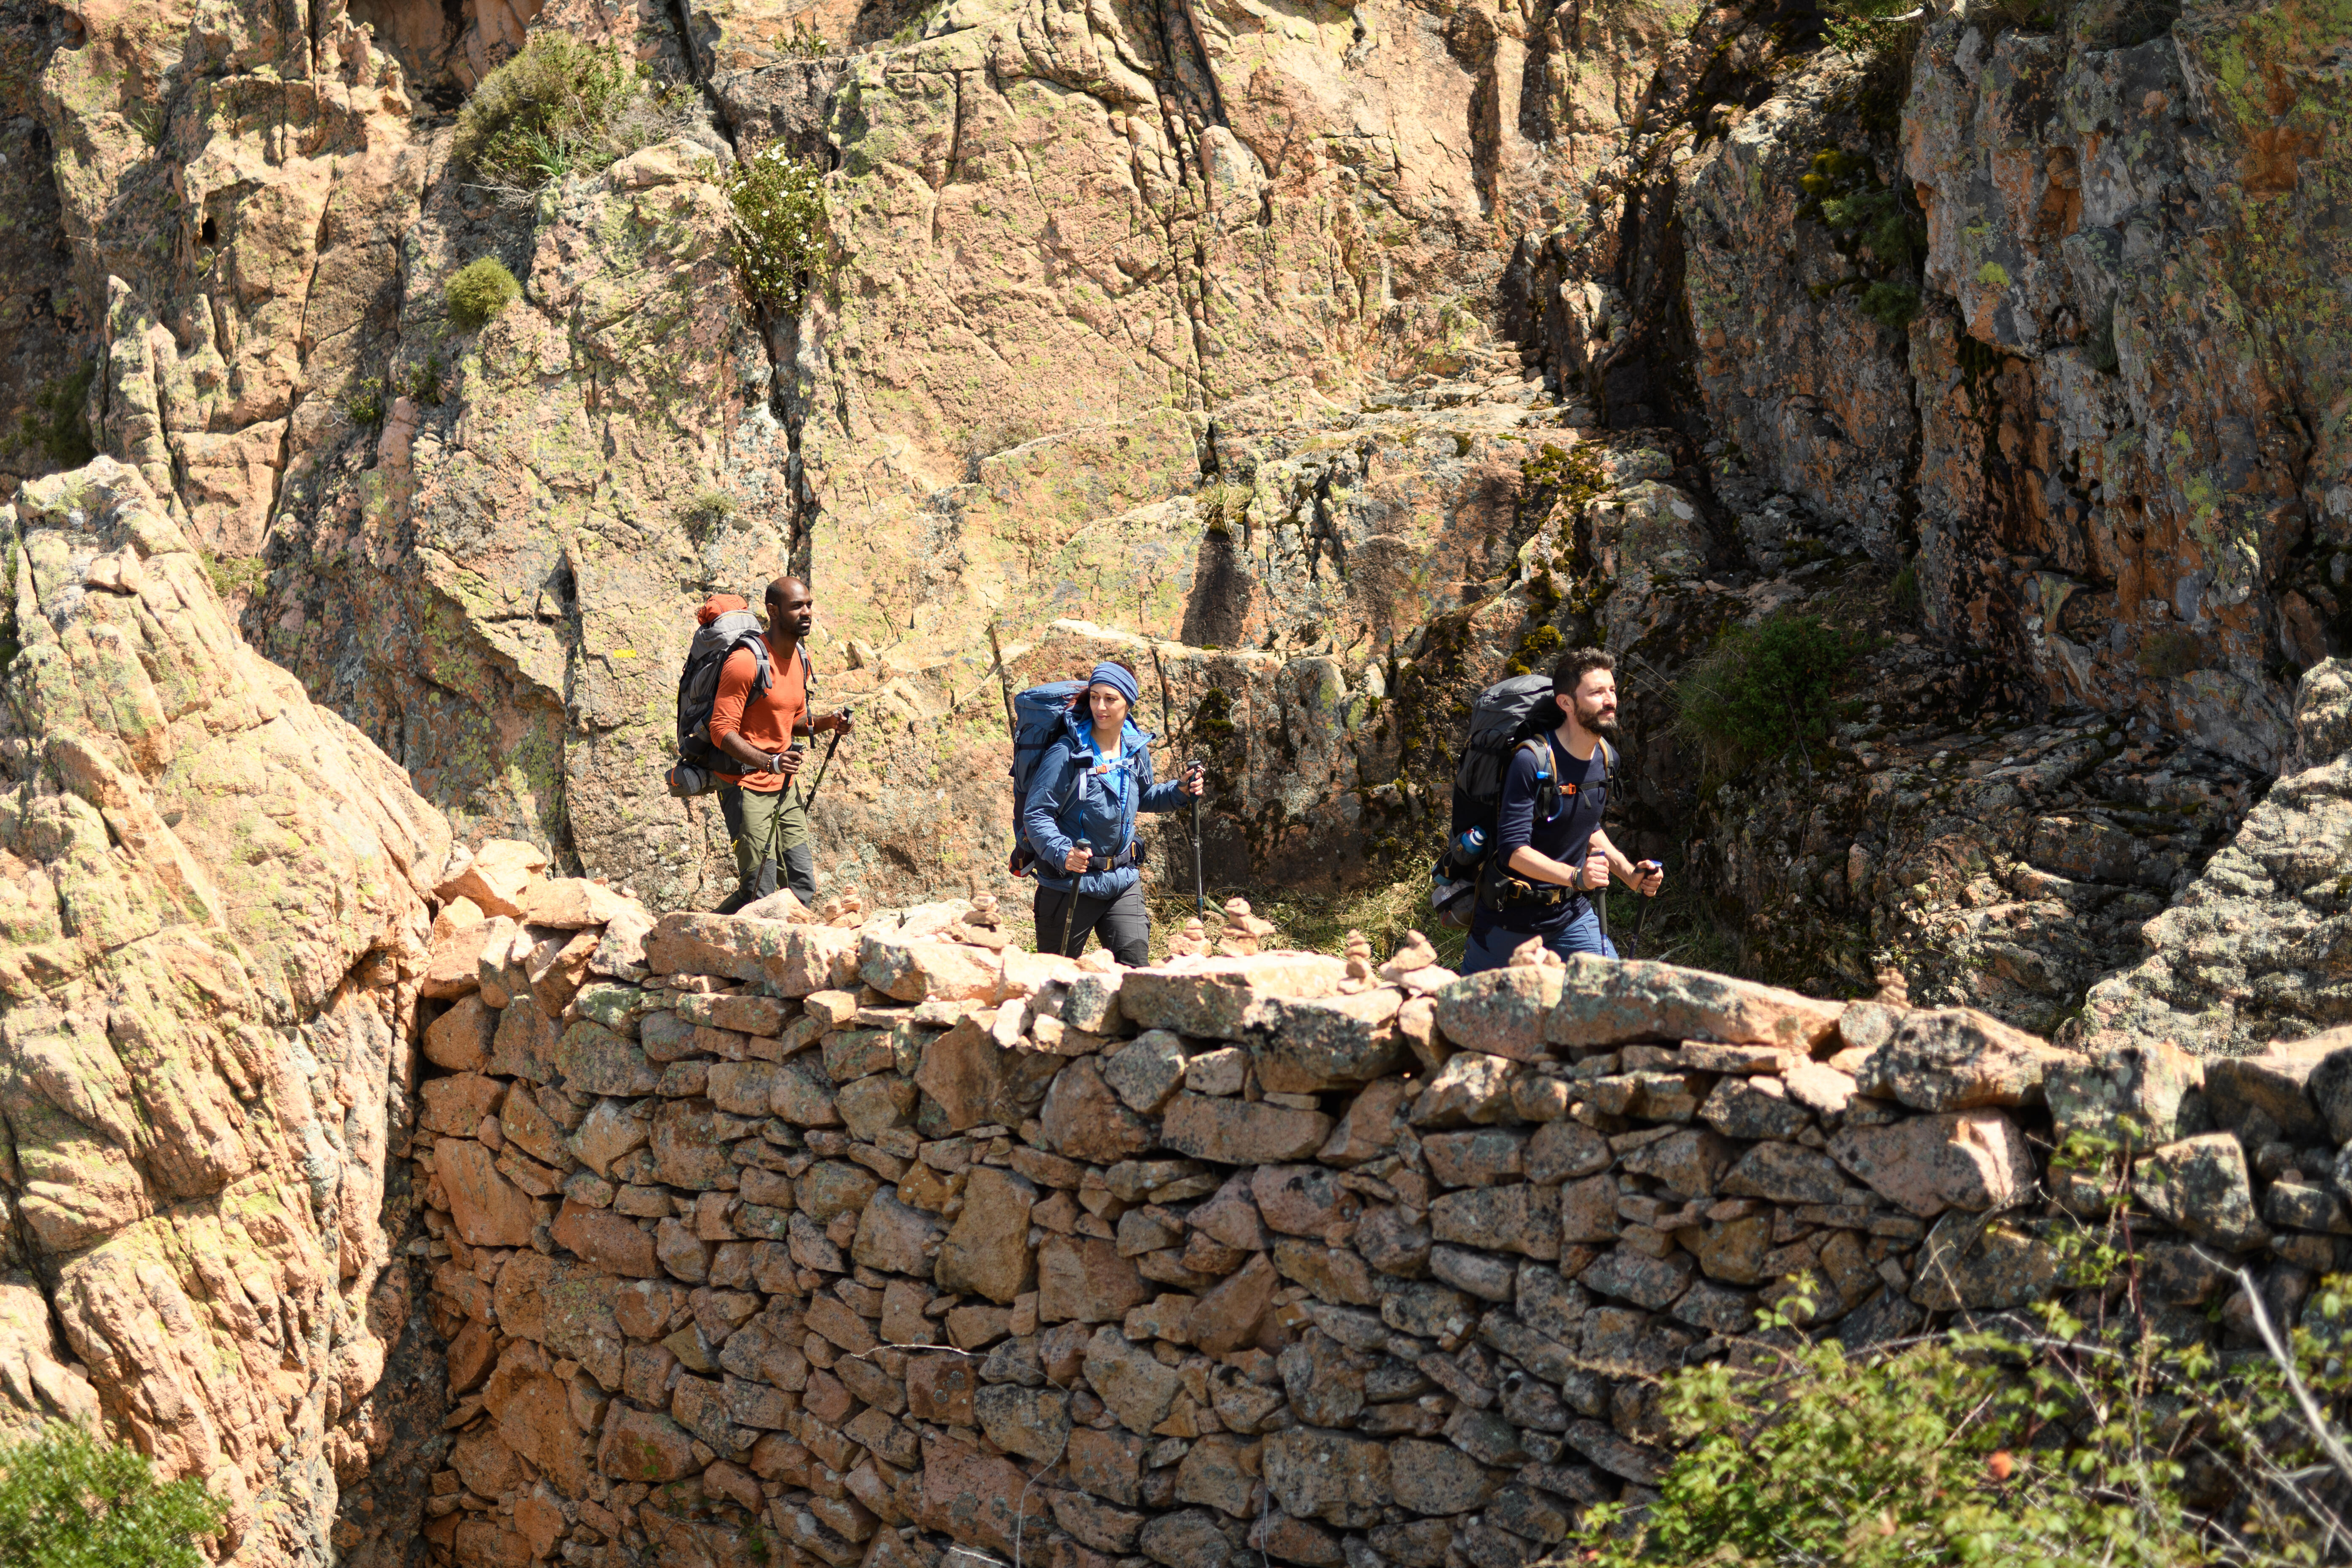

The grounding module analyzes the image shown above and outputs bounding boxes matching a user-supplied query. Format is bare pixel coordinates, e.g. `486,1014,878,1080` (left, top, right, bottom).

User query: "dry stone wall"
402,864,2344,1568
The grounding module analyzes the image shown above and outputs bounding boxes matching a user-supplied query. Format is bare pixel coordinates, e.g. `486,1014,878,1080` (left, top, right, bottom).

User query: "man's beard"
1578,703,1619,739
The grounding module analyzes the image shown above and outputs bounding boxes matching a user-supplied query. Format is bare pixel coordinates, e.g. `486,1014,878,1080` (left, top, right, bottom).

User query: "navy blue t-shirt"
1473,733,1609,939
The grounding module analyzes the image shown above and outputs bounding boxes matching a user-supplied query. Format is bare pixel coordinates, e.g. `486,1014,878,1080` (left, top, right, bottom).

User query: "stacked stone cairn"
410,843,2337,1567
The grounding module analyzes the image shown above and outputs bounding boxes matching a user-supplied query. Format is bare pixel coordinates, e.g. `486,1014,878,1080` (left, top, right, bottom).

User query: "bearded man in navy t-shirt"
1460,647,1665,974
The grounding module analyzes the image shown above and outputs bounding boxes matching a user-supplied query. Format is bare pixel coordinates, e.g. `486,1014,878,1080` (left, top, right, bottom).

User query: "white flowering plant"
726,145,830,315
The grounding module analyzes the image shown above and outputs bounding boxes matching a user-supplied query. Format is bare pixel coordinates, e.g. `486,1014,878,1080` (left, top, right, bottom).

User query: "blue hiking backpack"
1007,681,1086,875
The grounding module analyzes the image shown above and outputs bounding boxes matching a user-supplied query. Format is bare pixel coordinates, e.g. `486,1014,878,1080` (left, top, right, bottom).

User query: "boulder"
1854,1007,2085,1111
1545,956,1842,1052
1430,967,1564,1062
644,911,792,983
1247,990,1408,1090
1040,1237,1150,1324
2134,1133,2268,1250
516,878,642,929
1828,1110,2034,1217
2206,1037,2346,1143
440,1140,536,1248
2047,1040,2206,1152
423,995,496,1070
1121,954,1353,1037
1261,1427,1390,1526
936,1167,1038,1304
1102,1031,1191,1113
1040,1057,1157,1162
1162,1094,1334,1164
437,839,552,918
1083,1325,1184,1433
861,936,1002,1002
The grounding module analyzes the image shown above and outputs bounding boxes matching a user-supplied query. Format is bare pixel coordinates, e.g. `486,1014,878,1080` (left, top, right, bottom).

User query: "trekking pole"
1592,833,1610,954
1190,761,1205,915
799,708,852,806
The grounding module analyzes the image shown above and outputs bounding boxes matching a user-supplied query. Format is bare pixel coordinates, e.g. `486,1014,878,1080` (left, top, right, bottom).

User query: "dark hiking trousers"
716,784,816,910
1034,882,1150,967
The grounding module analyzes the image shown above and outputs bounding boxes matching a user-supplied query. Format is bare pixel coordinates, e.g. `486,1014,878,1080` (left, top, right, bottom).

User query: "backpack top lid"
1467,673,1562,747
698,592,751,626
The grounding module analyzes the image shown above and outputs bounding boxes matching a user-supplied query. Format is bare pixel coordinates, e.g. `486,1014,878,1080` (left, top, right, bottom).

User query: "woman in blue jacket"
1024,661,1204,964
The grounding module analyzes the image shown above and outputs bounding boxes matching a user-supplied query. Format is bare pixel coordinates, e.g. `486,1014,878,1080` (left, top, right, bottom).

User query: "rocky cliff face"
0,457,449,1556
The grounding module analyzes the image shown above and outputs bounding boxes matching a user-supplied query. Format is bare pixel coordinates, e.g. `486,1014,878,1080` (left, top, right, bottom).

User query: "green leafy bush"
0,1423,227,1568
1858,279,1922,331
446,258,522,331
726,145,830,313
1821,0,1924,60
1585,1169,2352,1568
452,32,697,193
1675,612,1859,768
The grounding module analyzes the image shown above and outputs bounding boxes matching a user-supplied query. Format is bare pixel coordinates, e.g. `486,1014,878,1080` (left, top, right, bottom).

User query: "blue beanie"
1089,662,1141,706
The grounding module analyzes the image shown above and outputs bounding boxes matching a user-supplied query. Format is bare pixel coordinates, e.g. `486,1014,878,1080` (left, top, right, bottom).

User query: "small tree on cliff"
0,1422,227,1568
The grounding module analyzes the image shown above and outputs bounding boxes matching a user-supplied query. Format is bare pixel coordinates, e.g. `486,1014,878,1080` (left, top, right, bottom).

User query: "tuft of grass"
446,258,522,332
2136,626,2202,680
395,353,448,406
200,548,268,603
452,32,699,195
678,490,738,539
1891,560,1921,617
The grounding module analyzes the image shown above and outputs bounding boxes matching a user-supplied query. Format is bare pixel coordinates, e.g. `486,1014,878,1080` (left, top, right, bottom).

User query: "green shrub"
1821,0,1924,60
1858,279,1921,330
0,1423,228,1568
452,31,697,192
726,145,830,313
1676,612,1859,767
446,258,522,331
1584,1179,2352,1568
340,375,387,426
1891,560,1921,616
781,17,830,56
1800,151,1926,335
12,362,97,468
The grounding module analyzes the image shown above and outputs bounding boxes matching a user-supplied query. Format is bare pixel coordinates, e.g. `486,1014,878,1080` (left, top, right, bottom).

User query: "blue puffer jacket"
1023,708,1190,898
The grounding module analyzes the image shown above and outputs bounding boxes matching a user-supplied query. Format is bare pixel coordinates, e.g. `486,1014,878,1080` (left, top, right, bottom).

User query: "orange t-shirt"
709,640,809,791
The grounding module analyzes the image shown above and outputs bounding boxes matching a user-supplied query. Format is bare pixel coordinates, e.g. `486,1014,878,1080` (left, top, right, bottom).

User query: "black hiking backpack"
667,593,784,798
1429,672,1614,925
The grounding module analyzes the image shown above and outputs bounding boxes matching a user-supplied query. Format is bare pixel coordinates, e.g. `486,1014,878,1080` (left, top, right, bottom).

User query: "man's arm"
1590,829,1665,895
1507,841,1608,890
1497,745,1607,890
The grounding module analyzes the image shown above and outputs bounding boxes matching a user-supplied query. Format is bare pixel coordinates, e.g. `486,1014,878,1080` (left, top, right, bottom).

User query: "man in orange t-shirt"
709,576,853,911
